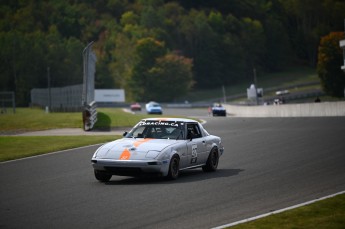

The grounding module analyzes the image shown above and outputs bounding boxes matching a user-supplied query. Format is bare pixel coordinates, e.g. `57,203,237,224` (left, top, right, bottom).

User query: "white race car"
91,118,224,181
145,101,163,114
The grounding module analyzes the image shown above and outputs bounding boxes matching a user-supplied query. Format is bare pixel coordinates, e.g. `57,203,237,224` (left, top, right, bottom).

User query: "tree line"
1,0,344,105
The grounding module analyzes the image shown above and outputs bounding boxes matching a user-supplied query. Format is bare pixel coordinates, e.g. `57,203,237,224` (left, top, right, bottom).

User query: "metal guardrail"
0,91,16,113
82,101,97,131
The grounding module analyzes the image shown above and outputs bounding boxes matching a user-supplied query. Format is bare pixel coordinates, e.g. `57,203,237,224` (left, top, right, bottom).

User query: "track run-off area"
1,108,345,229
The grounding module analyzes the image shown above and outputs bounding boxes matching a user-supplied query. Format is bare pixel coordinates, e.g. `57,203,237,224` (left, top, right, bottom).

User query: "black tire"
202,148,219,172
94,169,112,182
167,155,180,180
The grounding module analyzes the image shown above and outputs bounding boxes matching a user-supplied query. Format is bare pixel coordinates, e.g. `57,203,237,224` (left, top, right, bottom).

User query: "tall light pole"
222,85,227,103
47,66,51,112
253,68,259,105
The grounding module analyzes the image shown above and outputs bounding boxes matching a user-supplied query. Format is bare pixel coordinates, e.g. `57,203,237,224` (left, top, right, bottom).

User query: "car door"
185,123,208,166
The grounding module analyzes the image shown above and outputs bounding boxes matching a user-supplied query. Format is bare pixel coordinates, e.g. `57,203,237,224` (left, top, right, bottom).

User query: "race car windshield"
125,121,184,140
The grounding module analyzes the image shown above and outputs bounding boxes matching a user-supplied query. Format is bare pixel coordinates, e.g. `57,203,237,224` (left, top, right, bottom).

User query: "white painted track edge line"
0,143,104,164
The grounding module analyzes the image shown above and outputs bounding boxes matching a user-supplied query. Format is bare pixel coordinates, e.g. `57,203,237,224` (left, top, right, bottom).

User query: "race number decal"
191,144,197,164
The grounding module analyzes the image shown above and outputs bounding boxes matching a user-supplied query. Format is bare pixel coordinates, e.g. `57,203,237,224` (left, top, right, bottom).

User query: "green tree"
180,10,222,88
146,53,193,101
317,32,345,97
281,0,345,66
239,17,266,78
109,33,136,92
129,37,166,101
263,17,292,71
160,2,186,48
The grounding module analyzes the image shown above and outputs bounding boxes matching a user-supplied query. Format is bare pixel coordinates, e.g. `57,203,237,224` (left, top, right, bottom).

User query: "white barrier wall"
223,101,345,117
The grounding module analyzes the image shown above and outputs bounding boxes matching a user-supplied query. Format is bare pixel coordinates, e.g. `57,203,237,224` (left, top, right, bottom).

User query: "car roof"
141,117,199,123
146,101,159,104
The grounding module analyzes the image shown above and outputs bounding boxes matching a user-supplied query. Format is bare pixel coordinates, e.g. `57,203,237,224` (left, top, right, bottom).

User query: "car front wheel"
94,169,112,182
202,148,219,172
167,155,180,180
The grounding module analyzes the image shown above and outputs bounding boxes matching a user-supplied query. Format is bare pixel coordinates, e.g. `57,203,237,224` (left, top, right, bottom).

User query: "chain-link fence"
0,91,16,114
31,84,83,112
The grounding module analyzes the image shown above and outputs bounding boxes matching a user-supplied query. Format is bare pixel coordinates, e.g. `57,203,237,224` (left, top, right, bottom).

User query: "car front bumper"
147,110,162,114
212,110,226,116
91,158,170,177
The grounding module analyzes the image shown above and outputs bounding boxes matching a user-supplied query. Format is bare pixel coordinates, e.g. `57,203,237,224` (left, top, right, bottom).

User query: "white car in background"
91,118,224,181
145,101,163,114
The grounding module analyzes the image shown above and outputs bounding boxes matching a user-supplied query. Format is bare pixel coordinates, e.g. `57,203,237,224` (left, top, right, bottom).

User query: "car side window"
187,123,202,139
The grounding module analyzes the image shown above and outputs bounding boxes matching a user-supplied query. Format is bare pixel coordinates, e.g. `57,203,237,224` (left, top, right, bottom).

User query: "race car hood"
94,138,179,160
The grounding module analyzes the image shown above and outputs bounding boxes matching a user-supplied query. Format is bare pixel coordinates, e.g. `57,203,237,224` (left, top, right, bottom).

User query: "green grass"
254,66,319,89
230,193,345,229
0,107,186,133
0,107,149,132
262,84,322,97
94,108,151,129
0,108,83,132
0,135,119,162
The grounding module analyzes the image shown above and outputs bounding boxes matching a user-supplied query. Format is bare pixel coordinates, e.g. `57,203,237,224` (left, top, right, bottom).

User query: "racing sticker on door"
191,144,197,164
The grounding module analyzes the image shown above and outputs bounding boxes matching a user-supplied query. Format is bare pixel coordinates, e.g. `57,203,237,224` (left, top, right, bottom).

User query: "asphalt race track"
1,109,345,229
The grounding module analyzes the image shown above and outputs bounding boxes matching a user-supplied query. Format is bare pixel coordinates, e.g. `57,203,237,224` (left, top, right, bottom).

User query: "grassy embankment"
184,66,323,103
229,193,345,229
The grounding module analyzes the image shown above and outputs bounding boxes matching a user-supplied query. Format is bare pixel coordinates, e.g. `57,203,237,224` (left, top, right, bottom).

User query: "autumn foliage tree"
129,37,166,101
317,32,345,97
129,37,193,102
147,53,193,101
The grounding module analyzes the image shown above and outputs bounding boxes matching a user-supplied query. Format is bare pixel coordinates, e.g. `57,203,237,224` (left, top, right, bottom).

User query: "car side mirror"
123,131,127,137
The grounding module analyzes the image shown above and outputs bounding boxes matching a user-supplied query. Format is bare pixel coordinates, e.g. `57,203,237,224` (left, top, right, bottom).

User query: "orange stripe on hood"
119,148,131,160
133,138,153,147
119,138,153,160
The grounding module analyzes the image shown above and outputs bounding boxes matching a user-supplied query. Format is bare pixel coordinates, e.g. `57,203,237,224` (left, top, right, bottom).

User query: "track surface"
1,110,345,229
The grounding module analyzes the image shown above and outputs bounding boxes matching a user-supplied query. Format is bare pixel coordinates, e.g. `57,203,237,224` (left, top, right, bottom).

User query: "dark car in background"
212,103,226,116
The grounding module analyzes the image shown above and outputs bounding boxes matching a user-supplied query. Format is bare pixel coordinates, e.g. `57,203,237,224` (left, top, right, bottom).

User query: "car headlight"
146,150,161,159
92,146,110,158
